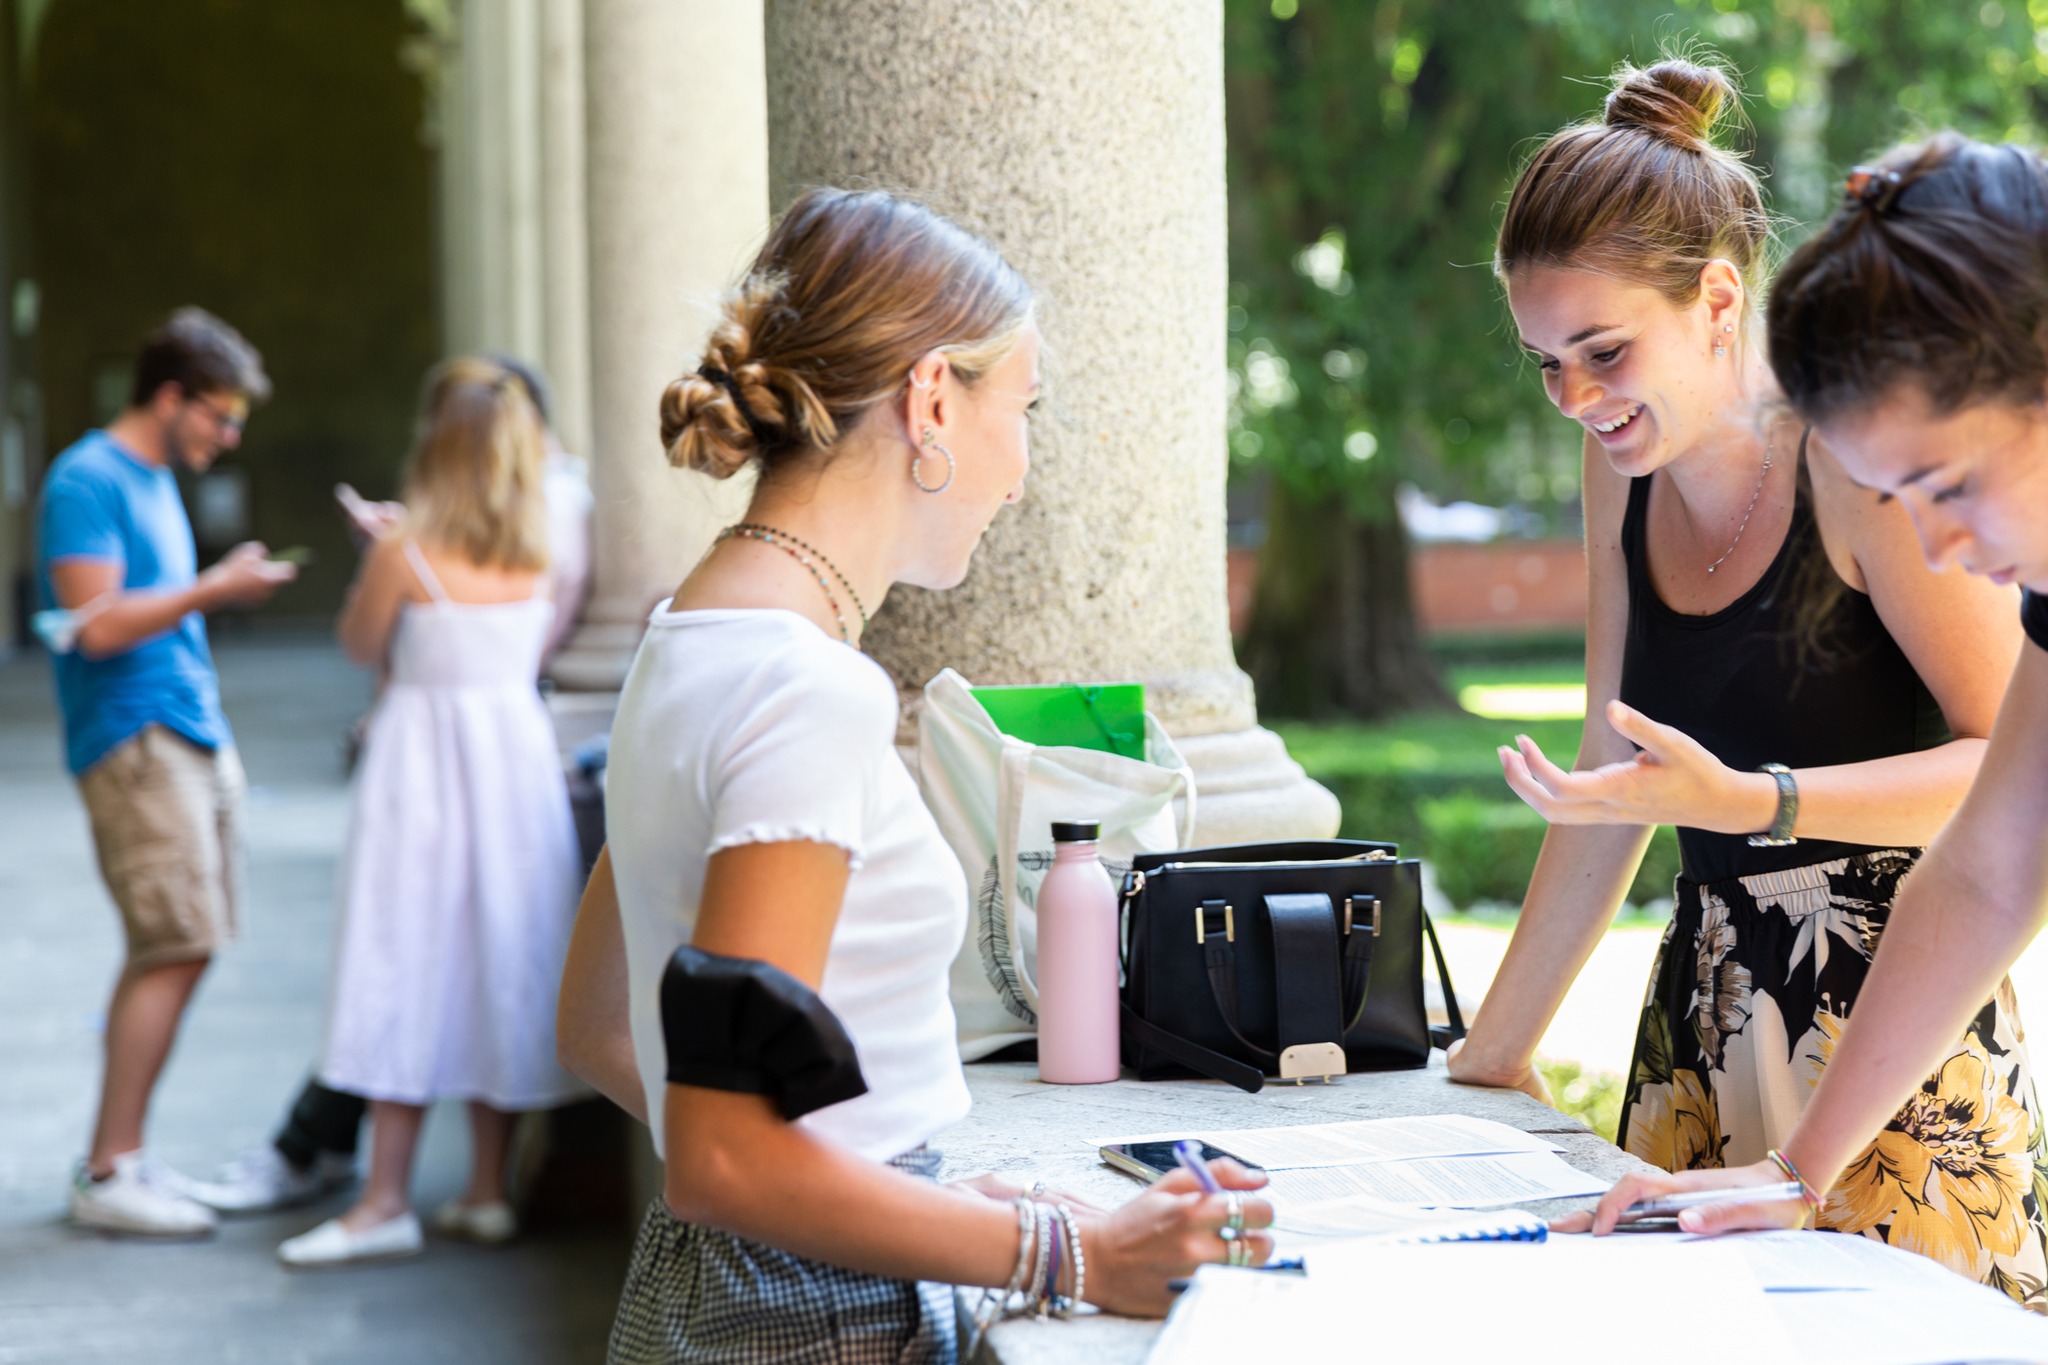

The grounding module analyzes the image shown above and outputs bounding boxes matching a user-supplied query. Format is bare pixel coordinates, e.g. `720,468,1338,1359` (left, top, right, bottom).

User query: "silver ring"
1227,1239,1252,1267
1216,1225,1239,1244
1224,1191,1245,1235
1029,1180,1048,1198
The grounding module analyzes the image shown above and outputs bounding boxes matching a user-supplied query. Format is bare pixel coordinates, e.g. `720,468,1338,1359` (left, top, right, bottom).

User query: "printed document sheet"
1092,1113,1562,1169
1262,1148,1606,1206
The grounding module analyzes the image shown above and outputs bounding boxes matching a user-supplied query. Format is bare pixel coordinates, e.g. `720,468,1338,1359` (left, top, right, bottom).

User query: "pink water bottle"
1035,820,1122,1084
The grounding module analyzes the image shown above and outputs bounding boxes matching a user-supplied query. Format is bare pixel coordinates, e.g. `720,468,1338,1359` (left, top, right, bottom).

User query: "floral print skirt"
1617,847,2048,1309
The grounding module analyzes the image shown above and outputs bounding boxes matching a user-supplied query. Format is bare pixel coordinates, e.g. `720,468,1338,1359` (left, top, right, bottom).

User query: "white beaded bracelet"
1055,1203,1086,1315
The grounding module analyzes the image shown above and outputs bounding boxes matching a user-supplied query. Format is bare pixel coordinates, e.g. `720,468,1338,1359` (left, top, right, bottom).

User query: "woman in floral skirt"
1584,131,2048,1304
1446,62,2048,1303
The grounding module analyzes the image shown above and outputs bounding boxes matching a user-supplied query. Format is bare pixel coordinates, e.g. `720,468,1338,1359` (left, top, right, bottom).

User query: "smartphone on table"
1099,1140,1260,1183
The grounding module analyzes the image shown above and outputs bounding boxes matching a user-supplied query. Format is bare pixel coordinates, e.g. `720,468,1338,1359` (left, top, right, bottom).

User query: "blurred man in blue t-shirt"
36,308,295,1236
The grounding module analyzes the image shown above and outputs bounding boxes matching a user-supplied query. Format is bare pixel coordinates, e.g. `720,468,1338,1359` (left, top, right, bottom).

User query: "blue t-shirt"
35,431,229,774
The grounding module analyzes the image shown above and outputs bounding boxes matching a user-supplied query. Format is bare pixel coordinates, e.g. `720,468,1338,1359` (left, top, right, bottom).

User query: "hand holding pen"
1556,1157,1817,1237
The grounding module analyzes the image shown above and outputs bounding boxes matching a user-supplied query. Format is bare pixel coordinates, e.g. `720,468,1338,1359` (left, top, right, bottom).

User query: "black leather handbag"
1118,839,1465,1094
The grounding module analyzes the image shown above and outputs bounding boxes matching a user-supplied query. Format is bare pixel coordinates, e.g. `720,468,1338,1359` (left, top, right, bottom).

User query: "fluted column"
764,0,1336,841
546,0,767,691
537,0,593,458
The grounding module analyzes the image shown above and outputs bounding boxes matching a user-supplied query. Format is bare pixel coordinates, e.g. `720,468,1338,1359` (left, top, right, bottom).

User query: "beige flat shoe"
278,1212,424,1267
432,1199,517,1244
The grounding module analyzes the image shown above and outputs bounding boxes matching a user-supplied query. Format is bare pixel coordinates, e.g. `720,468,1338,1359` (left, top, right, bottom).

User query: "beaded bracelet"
1041,1207,1062,1321
1055,1203,1086,1316
1028,1202,1053,1312
1765,1148,1823,1210
968,1198,1038,1355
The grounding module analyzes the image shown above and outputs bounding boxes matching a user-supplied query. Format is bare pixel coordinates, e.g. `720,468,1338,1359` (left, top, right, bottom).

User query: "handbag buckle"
1195,900,1234,945
1343,895,1381,938
1277,1041,1346,1084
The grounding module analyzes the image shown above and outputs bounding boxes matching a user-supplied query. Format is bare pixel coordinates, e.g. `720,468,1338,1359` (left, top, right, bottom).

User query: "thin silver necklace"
727,522,870,631
1704,431,1775,575
717,524,854,644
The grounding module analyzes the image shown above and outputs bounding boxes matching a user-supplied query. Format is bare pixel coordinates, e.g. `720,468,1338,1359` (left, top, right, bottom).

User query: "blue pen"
1173,1139,1223,1193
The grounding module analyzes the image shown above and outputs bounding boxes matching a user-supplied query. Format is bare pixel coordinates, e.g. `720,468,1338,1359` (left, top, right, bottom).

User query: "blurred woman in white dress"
279,357,585,1267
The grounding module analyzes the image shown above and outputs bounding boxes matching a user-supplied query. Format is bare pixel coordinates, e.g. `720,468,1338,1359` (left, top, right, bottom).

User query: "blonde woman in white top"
557,188,1272,1364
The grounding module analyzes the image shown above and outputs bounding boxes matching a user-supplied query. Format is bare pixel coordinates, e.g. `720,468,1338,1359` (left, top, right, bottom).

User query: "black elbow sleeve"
659,945,869,1121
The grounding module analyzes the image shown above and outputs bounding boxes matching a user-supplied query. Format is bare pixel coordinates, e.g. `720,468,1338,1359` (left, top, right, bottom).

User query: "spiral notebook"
1277,1195,1549,1250
1361,1209,1548,1245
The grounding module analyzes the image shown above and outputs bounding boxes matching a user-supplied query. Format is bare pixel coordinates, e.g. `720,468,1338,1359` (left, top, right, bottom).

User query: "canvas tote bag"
916,668,1197,1059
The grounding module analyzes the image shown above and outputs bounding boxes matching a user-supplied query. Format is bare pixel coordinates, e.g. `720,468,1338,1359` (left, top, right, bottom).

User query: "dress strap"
401,539,454,605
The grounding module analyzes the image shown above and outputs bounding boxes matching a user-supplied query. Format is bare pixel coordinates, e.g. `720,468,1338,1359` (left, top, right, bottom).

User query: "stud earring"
912,427,956,494
1713,322,1734,358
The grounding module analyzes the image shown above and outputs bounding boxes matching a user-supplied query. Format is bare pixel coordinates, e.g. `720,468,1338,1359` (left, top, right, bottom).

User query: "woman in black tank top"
1579,135,2048,1278
1449,61,2045,1303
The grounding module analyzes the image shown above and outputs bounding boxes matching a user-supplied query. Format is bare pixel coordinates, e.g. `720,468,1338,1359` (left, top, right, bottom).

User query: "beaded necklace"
716,524,862,644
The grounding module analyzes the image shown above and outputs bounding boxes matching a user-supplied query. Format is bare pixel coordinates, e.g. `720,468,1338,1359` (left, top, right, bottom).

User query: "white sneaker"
183,1146,356,1213
278,1212,424,1267
432,1198,518,1244
70,1152,218,1237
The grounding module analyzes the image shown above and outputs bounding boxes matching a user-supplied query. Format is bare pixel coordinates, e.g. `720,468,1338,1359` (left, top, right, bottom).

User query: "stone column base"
546,618,646,694
1174,725,1341,845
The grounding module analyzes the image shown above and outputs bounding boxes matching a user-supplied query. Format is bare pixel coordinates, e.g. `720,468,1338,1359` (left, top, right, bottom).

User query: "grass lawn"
1273,649,1653,1140
1271,656,1681,916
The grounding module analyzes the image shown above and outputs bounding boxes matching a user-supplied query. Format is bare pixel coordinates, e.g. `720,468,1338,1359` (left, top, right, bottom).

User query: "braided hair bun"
657,188,1034,483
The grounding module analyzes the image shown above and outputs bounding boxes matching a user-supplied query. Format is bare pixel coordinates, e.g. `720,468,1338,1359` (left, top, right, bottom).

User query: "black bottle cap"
1050,820,1102,843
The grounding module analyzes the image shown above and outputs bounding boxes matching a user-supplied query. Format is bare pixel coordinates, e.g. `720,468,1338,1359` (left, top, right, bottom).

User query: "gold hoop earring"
913,427,956,494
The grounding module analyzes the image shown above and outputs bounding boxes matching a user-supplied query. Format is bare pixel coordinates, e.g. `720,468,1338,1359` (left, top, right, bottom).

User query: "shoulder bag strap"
1119,1003,1265,1094
1423,911,1467,1052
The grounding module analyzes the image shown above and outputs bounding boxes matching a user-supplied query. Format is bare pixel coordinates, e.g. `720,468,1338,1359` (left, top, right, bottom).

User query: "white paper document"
1150,1240,1798,1365
1093,1113,1563,1169
1277,1193,1543,1241
1263,1148,1607,1207
1721,1228,1977,1293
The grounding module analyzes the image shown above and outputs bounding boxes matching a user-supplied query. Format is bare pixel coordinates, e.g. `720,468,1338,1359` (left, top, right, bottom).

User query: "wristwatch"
1747,763,1799,847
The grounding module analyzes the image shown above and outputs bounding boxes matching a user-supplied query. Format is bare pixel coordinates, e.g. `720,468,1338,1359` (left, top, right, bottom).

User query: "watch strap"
1746,762,1799,848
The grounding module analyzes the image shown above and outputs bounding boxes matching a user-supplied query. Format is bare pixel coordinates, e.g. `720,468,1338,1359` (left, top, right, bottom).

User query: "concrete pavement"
0,629,627,1364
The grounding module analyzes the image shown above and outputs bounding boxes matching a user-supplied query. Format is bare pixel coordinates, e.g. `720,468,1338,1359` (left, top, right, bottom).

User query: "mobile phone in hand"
269,546,316,567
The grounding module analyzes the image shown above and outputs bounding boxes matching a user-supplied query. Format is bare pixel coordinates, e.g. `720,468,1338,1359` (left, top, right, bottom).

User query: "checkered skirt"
606,1147,960,1364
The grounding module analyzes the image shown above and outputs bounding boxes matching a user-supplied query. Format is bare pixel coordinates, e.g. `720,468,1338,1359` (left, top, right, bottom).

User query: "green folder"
970,682,1148,761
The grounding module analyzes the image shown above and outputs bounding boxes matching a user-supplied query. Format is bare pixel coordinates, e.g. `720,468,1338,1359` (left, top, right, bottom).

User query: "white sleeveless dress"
318,542,586,1110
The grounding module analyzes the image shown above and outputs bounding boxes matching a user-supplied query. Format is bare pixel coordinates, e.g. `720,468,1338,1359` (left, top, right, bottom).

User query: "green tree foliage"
1228,0,2048,718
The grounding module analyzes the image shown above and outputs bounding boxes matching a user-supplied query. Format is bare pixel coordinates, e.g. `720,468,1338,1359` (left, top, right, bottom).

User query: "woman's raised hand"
1499,700,1776,834
1081,1159,1275,1317
1552,1158,1809,1236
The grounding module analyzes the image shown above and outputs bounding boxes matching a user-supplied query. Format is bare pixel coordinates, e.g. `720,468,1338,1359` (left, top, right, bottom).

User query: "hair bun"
1604,59,1734,151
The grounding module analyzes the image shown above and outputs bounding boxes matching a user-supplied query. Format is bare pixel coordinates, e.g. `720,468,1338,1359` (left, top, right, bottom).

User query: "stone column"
765,0,1336,842
437,0,546,362
427,0,591,458
537,0,593,458
546,0,768,692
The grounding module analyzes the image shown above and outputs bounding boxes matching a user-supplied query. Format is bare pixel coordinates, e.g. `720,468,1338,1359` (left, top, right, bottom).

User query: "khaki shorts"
77,724,246,972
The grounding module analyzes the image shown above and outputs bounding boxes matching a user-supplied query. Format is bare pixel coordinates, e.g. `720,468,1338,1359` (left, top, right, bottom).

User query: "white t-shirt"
607,605,972,1162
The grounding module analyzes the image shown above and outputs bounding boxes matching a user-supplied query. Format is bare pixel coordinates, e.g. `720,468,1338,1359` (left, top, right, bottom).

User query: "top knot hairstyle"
660,188,1035,480
1769,134,2048,426
1496,58,1772,304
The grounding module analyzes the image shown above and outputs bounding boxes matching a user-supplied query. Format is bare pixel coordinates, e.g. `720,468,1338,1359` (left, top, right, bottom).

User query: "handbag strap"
1120,1002,1265,1094
1269,894,1344,1054
1199,892,1372,1066
1200,899,1270,1063
1423,911,1467,1052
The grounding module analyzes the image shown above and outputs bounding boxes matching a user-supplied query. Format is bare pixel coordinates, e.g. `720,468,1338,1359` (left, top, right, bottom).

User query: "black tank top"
1617,458,1945,884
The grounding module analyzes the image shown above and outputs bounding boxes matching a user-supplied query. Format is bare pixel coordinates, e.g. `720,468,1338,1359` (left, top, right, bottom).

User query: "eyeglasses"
185,393,247,437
